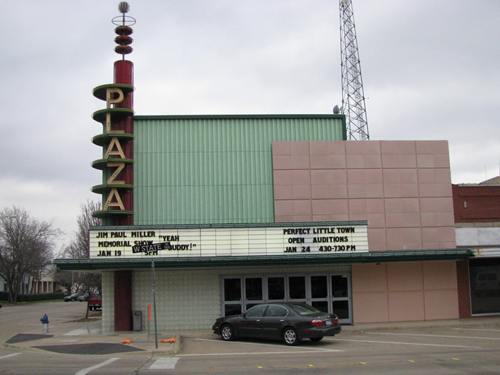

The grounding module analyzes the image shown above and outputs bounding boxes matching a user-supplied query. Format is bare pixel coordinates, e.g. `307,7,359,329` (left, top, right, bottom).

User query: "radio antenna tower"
339,0,369,140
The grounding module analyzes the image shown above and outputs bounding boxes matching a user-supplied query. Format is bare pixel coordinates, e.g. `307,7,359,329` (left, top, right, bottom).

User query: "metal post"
147,304,151,340
151,259,159,349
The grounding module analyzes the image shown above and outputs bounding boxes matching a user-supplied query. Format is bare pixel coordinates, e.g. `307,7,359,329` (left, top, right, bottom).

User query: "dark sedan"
212,303,341,345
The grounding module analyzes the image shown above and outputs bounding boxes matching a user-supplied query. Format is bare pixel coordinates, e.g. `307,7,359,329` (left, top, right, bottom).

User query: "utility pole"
151,260,159,349
339,0,370,140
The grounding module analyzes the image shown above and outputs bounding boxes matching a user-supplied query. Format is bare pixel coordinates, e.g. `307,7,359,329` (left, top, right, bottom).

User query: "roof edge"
134,114,345,121
54,249,474,271
89,220,368,231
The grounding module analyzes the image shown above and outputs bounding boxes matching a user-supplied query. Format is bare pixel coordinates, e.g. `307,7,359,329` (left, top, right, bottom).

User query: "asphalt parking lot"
2,327,500,374
2,301,500,374
174,325,500,374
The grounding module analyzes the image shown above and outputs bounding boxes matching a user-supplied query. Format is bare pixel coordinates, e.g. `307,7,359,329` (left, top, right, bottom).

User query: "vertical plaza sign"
91,21,135,224
92,85,134,215
89,222,369,259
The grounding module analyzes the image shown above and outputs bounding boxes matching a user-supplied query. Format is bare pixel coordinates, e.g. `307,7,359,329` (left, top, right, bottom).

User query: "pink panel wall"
351,263,389,322
352,261,459,323
272,140,459,323
272,140,456,251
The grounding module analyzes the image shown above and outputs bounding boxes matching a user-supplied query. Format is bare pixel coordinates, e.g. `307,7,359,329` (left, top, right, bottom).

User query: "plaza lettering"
100,87,129,213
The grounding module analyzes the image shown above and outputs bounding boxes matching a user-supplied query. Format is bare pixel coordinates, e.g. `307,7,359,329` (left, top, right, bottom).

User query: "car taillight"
311,319,325,328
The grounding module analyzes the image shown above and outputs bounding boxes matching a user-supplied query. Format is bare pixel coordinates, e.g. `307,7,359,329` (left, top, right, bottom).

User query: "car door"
261,304,289,339
238,304,268,338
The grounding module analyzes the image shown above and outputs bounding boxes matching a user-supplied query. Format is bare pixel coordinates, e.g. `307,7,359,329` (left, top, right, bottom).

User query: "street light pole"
151,259,158,349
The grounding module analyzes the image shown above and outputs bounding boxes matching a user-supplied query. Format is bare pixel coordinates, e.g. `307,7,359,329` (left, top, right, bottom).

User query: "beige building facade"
87,139,470,333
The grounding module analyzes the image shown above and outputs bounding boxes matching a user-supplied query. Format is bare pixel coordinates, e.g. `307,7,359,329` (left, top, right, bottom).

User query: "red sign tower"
92,2,135,330
92,2,135,226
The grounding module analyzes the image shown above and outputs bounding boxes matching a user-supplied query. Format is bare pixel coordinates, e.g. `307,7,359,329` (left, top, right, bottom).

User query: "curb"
342,316,500,334
148,335,182,355
174,335,182,354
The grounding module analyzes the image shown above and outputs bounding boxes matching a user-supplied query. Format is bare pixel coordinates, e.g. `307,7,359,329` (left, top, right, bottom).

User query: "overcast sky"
0,1,499,248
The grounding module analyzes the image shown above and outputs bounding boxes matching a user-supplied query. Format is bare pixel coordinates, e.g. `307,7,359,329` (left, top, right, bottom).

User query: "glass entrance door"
331,274,351,324
221,272,353,324
308,274,352,324
310,275,329,314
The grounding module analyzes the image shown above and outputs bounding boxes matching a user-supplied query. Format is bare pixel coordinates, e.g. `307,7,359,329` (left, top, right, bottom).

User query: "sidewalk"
342,315,500,333
5,314,500,355
3,318,181,355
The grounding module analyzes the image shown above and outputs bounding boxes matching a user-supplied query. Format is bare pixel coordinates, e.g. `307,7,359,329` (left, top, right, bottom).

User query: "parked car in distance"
77,292,90,302
63,292,81,302
212,302,341,345
87,294,102,311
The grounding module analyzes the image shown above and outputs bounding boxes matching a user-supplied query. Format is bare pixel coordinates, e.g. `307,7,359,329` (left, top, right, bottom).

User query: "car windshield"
289,303,322,316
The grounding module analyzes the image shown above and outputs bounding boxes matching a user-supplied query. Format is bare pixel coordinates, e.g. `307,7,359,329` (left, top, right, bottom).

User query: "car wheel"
310,337,323,342
282,327,299,346
220,324,234,341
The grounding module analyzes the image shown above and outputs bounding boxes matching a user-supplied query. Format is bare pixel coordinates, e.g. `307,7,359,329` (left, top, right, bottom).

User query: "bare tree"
0,207,57,303
57,201,102,295
53,268,73,292
64,200,101,259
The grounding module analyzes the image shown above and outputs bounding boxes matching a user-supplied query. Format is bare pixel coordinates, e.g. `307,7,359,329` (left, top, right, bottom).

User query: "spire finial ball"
119,2,129,14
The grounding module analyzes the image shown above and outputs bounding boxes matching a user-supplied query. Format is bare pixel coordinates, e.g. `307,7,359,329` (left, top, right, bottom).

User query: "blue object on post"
40,313,49,333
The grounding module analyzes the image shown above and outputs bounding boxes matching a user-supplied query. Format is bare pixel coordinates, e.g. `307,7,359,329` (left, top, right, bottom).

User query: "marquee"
89,223,369,259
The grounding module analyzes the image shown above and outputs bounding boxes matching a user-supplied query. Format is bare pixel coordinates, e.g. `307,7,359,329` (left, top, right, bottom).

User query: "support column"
457,260,471,318
114,270,132,330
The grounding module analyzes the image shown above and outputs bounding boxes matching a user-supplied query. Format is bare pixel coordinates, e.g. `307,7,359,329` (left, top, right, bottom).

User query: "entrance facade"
470,258,500,315
222,271,353,324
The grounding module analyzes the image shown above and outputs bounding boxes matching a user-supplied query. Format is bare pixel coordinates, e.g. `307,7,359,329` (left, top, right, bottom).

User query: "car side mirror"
242,313,247,319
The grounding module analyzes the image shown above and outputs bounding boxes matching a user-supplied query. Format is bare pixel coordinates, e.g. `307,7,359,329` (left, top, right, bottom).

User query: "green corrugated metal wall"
134,115,345,225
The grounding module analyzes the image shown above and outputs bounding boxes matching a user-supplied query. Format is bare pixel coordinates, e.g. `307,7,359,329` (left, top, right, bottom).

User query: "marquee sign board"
89,223,368,259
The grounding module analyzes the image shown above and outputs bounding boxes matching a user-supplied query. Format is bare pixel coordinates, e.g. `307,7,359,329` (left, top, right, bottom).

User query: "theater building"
54,7,473,332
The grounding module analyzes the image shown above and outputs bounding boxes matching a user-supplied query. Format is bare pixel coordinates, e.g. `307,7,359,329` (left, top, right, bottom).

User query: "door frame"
220,271,353,324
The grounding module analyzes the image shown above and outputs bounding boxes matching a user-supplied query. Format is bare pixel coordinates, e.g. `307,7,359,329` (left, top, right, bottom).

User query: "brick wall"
452,185,500,223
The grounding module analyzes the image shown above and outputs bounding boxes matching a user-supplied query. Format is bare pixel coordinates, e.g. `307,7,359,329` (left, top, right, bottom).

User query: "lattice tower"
339,0,369,140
